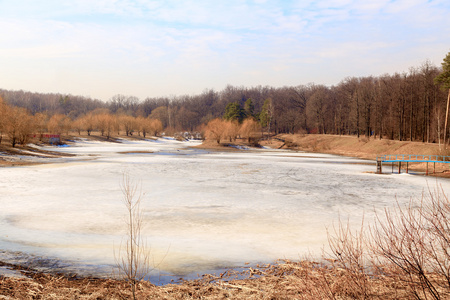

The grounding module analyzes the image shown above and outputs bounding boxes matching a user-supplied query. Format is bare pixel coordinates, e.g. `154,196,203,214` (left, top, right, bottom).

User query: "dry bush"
359,136,369,143
323,186,450,299
327,217,372,298
369,186,450,299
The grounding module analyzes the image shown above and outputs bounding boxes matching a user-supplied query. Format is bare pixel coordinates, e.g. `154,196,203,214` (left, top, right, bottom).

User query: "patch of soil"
118,150,154,154
194,138,263,151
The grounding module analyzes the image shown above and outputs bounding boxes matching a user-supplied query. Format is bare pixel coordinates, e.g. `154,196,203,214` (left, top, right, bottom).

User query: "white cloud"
0,0,449,100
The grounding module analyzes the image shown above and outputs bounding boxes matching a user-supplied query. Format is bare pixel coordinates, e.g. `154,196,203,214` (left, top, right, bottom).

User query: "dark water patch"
0,249,258,286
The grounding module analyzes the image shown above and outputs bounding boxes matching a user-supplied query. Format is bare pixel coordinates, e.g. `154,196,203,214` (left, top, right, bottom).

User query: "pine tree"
244,98,255,119
259,98,273,137
224,102,245,123
435,52,450,147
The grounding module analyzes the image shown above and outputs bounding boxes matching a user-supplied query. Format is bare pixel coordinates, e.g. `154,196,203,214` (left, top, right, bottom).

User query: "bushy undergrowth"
327,185,450,299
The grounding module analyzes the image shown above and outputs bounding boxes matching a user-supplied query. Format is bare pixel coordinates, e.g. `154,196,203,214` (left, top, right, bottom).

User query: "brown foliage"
136,117,162,137
4,106,34,147
118,114,136,136
75,113,95,135
149,119,163,136
239,118,261,142
204,118,227,143
223,120,240,142
369,186,450,299
95,113,116,138
325,186,450,299
47,114,71,136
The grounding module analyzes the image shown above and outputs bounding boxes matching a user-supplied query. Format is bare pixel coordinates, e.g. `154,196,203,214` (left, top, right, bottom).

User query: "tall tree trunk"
444,89,450,148
356,94,360,138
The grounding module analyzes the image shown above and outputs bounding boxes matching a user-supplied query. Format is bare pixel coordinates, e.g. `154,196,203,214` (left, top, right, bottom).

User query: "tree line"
0,98,164,147
1,53,449,146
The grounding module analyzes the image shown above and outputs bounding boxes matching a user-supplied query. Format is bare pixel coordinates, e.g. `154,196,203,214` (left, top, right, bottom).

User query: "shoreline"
274,134,450,178
4,134,449,178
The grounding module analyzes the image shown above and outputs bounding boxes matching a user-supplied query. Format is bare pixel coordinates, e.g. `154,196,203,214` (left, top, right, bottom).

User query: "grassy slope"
275,134,450,177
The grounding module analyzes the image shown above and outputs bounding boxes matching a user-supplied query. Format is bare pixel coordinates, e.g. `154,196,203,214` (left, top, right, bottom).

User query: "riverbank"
199,133,450,177
272,134,450,177
0,259,413,299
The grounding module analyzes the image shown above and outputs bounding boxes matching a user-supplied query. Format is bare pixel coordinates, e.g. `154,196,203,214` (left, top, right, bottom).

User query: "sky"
0,0,449,101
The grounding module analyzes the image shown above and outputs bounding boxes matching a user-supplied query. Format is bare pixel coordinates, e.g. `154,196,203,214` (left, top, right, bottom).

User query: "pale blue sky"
0,0,449,101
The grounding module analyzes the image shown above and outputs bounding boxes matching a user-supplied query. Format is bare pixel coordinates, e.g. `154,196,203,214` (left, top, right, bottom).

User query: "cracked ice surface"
0,137,449,283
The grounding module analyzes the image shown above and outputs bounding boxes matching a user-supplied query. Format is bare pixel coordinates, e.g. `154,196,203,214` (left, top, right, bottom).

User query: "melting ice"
0,137,448,283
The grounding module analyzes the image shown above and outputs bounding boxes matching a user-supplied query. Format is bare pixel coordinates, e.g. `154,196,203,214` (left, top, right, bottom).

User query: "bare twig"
114,173,152,300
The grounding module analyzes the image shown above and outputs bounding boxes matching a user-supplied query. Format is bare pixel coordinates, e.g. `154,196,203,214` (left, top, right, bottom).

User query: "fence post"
377,160,382,174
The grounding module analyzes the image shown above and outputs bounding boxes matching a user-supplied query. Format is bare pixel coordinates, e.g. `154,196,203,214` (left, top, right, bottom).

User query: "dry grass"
0,260,414,299
278,134,450,177
277,134,447,159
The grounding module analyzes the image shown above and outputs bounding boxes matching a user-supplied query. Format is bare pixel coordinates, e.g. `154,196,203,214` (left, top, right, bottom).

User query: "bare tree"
119,114,137,136
115,174,151,300
4,106,34,147
47,114,71,136
0,96,6,144
239,118,261,143
204,118,227,143
223,120,240,142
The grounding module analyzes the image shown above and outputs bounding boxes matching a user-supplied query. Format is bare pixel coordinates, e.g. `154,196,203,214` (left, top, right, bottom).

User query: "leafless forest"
1,55,450,147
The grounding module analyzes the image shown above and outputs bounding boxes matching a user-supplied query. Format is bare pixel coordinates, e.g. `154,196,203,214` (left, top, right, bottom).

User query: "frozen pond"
0,137,449,284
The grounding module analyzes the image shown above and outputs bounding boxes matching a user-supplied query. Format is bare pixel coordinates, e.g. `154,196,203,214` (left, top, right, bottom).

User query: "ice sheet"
0,138,449,283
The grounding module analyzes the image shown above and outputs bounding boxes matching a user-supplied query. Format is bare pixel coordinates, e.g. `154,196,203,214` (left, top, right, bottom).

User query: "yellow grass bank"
264,134,450,177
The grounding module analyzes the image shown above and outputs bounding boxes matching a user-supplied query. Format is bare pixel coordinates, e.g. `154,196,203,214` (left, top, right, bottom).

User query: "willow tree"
435,52,450,147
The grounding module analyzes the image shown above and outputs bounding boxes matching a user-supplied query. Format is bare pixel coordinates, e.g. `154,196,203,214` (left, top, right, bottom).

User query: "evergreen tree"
224,102,245,123
259,98,273,135
435,52,450,147
435,52,450,89
244,98,255,119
